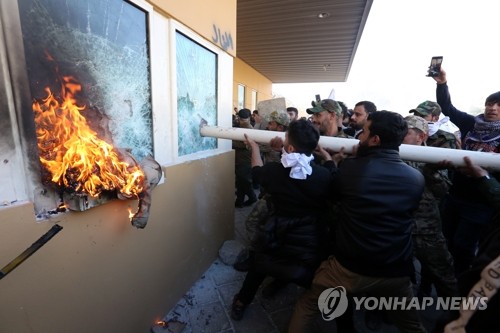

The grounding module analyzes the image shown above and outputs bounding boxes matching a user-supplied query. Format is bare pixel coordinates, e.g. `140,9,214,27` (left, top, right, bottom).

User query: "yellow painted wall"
233,57,273,110
148,0,236,57
0,153,234,333
147,0,272,112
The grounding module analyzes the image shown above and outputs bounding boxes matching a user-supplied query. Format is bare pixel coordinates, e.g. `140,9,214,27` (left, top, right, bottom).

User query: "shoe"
230,295,247,321
233,252,254,272
243,198,257,206
262,279,287,299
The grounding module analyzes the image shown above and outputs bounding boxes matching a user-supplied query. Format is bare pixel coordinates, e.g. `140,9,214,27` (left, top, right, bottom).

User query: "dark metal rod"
0,224,63,280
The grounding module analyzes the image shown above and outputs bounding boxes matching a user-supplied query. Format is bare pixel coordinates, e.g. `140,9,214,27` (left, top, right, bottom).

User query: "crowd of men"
230,68,500,332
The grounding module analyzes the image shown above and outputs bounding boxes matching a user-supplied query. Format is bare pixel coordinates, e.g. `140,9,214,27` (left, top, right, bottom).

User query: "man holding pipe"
434,157,500,333
306,99,344,138
403,115,458,298
433,69,500,275
288,111,426,333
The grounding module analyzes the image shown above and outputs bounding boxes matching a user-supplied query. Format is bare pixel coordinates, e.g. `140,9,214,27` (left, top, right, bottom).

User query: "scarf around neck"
464,114,500,152
280,148,314,180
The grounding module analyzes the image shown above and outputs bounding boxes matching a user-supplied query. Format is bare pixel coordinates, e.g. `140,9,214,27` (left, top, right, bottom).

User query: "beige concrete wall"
0,151,234,333
233,57,273,110
0,1,244,332
148,0,236,57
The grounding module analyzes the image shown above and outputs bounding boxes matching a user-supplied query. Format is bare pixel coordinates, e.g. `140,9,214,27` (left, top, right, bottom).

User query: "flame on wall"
33,76,145,198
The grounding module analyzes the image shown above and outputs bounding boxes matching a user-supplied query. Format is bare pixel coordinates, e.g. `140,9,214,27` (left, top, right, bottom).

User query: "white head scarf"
428,116,460,136
280,148,314,180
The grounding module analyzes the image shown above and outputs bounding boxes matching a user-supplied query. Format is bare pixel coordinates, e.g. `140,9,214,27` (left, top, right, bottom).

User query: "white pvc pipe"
200,125,500,170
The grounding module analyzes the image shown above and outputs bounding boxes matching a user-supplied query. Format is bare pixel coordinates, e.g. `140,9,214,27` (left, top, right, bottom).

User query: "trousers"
288,256,427,333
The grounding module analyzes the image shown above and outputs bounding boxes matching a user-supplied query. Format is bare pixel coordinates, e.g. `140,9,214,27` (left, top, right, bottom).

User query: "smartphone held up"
426,56,443,77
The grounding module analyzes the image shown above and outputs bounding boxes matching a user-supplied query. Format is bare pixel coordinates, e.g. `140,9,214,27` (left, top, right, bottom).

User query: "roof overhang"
237,0,373,83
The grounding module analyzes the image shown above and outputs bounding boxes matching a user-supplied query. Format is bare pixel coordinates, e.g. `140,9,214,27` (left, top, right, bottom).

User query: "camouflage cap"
404,115,429,134
265,110,290,126
409,100,442,117
306,99,342,117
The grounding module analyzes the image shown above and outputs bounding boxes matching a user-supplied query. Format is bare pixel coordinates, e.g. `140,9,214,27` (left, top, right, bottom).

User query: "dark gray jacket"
332,147,425,278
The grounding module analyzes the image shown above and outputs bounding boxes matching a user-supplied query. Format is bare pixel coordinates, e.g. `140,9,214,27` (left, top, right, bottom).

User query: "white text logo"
317,287,489,321
352,296,488,311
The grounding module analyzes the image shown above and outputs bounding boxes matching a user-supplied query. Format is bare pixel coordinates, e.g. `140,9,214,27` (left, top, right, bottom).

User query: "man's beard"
356,140,371,155
312,122,324,135
349,121,363,130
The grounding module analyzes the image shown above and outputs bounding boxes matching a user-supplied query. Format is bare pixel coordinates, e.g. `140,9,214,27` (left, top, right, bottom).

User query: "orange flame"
155,320,167,327
128,207,135,219
33,76,144,197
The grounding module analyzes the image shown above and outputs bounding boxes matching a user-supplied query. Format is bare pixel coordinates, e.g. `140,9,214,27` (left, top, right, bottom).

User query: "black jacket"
434,177,500,332
254,214,329,287
459,177,500,332
333,147,425,278
252,161,335,287
436,82,500,202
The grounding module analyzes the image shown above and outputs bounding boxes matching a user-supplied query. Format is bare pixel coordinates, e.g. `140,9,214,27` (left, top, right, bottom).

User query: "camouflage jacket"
259,143,281,164
336,129,349,139
406,160,451,235
427,129,458,149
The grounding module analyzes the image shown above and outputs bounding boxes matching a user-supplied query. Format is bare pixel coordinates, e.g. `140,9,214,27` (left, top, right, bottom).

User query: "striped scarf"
464,115,500,152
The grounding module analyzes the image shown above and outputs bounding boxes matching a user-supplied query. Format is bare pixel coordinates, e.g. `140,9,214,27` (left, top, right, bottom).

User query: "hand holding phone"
426,56,443,77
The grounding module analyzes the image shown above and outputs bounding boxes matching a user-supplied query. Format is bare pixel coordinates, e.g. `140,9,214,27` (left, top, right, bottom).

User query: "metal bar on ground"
0,224,63,280
200,125,500,170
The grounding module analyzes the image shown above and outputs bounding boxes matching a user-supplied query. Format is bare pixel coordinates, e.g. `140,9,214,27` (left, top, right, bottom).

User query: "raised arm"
434,68,475,135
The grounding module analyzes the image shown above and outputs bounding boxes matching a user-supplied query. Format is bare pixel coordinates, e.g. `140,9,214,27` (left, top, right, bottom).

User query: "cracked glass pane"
176,32,217,156
18,0,153,161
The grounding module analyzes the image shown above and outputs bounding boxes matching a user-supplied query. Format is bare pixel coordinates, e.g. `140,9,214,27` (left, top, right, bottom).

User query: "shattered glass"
176,32,217,156
18,0,153,160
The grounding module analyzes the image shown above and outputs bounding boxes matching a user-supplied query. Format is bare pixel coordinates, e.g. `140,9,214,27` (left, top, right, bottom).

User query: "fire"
33,76,145,198
128,207,135,219
155,320,167,327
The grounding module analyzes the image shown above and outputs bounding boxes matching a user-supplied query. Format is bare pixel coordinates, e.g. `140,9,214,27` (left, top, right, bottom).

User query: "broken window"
176,31,217,156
